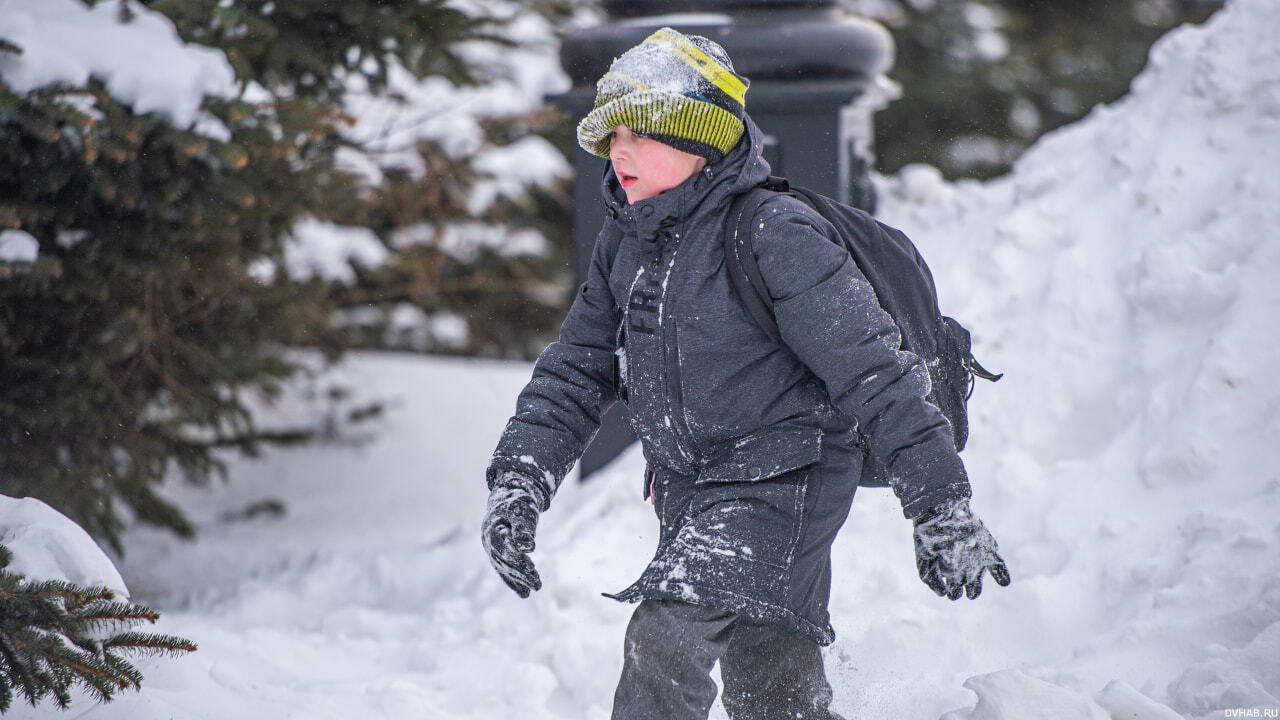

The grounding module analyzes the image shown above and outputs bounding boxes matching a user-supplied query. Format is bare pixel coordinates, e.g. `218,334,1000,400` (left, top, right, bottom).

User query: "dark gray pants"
611,599,845,720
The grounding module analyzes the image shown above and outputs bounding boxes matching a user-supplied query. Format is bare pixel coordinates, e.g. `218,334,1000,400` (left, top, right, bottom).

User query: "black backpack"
724,176,1002,488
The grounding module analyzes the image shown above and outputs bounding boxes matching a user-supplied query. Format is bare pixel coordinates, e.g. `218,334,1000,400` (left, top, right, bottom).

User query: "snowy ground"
4,0,1280,717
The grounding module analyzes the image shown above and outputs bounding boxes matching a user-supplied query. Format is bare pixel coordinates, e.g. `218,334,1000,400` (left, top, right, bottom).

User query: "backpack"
723,176,1002,488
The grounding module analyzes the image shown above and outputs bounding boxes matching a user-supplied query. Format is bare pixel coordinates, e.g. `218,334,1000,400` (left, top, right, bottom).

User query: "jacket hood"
599,113,772,217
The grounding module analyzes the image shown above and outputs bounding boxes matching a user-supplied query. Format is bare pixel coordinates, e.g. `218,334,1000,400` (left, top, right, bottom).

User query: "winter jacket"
487,116,971,644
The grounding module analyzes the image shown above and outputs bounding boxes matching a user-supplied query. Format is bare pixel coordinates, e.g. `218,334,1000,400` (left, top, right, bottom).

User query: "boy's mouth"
619,172,638,189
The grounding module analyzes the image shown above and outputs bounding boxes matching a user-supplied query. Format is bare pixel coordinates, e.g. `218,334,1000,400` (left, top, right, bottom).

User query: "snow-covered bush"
0,495,194,712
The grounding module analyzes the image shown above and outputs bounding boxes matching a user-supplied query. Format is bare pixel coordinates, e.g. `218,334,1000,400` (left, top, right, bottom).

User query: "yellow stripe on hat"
650,28,747,106
576,90,745,159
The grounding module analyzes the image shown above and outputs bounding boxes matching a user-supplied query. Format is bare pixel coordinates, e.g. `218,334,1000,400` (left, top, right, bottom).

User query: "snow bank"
0,495,128,598
871,0,1280,715
55,354,562,720
0,0,238,131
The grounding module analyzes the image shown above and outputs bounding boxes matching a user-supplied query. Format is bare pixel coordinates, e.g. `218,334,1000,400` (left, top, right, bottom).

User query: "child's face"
608,125,707,205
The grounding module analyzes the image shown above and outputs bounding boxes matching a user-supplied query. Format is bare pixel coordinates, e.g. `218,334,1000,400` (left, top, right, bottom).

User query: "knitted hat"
577,27,749,163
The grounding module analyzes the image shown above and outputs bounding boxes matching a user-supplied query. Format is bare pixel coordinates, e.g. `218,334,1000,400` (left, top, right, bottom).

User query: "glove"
481,473,545,598
913,498,1011,600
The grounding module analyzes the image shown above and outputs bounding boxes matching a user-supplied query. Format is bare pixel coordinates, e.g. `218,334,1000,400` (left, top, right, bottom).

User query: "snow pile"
0,229,39,264
0,495,129,598
467,135,571,214
0,0,238,130
4,0,1279,717
392,220,549,263
282,217,389,284
337,4,570,196
869,0,1280,714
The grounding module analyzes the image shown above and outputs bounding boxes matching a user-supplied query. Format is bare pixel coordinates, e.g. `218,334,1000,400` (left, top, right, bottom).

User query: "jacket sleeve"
751,202,971,519
485,225,622,510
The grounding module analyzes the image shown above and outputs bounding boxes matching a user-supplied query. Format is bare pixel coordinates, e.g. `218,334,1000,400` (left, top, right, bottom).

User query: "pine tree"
0,545,195,712
0,0,521,551
325,113,574,359
146,0,576,359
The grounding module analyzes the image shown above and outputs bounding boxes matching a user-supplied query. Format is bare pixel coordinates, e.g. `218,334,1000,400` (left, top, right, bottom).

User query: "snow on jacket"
487,116,971,644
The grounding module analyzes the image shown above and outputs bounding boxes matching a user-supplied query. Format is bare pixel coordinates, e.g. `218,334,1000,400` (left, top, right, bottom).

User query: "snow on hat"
577,27,749,163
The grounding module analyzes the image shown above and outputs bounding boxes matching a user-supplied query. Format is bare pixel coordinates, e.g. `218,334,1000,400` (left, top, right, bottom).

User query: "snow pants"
611,598,846,720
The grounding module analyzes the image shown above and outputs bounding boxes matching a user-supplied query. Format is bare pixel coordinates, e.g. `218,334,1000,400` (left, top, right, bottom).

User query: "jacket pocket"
684,466,810,570
697,426,822,483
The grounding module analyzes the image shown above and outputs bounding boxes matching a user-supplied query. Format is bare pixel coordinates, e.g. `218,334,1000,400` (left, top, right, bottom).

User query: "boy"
482,27,1009,720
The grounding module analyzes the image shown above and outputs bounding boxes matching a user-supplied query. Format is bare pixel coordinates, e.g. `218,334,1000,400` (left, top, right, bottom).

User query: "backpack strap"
965,354,1004,385
724,179,791,344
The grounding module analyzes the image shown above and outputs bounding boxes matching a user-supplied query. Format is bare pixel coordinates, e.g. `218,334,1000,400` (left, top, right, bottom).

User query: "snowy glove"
913,498,1011,600
481,472,546,598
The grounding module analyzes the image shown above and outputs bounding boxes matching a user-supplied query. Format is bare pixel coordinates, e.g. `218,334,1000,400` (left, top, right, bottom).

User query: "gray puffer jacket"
488,116,971,644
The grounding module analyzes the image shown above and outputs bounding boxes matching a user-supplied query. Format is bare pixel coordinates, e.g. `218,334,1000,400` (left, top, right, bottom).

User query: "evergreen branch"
113,482,196,540
36,603,82,648
67,588,116,612
23,635,73,694
0,557,197,711
205,426,317,450
34,580,115,610
103,632,198,656
0,633,44,708
64,655,132,692
71,600,160,626
100,651,144,690
43,664,74,709
51,648,123,702
0,591,49,631
31,579,100,599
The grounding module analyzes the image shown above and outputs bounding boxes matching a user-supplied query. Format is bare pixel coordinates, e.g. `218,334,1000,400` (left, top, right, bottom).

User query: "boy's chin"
623,188,651,204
